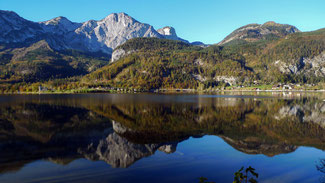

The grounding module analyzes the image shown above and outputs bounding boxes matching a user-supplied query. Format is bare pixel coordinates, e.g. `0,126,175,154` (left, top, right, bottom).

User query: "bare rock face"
274,52,325,77
69,13,164,55
218,21,300,45
301,52,325,77
0,10,188,56
214,76,238,85
40,16,82,35
157,26,179,40
157,26,189,43
0,10,44,43
111,48,135,63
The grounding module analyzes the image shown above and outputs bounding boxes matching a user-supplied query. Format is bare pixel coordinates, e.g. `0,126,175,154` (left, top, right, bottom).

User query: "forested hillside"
0,40,109,83
82,28,325,90
82,38,255,90
2,20,325,93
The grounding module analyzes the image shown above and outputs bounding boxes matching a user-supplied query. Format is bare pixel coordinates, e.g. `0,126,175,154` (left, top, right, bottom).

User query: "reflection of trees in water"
1,95,325,173
0,102,186,172
317,159,325,183
92,97,325,152
317,159,325,173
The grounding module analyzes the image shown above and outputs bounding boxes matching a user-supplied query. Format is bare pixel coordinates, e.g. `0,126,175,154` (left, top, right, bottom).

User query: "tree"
233,166,258,183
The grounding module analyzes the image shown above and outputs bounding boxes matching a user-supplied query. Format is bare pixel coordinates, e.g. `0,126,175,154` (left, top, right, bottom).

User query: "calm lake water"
1,92,325,183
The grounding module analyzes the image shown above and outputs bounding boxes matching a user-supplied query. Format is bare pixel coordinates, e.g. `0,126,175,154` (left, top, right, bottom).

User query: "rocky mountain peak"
0,10,20,19
0,10,188,56
40,16,82,33
101,12,135,24
0,10,35,27
218,21,300,45
157,26,188,43
261,21,300,33
69,12,164,53
263,21,278,26
96,12,141,31
43,16,70,25
0,10,43,43
157,26,177,36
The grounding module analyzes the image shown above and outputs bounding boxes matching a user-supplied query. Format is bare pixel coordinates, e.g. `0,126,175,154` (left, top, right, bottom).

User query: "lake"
0,92,325,183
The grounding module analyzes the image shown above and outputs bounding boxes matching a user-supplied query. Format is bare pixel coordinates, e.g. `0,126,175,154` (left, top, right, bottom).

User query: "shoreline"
2,88,325,95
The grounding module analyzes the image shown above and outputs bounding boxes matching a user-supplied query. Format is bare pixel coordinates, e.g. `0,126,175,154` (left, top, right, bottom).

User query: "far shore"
2,88,325,95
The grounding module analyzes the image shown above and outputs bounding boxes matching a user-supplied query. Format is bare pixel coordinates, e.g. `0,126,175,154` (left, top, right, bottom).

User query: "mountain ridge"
218,21,300,45
81,27,325,91
2,10,325,92
0,10,189,56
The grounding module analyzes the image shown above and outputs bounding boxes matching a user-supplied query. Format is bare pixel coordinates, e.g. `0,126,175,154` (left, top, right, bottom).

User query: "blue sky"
1,0,325,44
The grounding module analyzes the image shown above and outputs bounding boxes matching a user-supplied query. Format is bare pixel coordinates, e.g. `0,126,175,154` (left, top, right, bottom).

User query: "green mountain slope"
82,28,325,90
221,28,325,83
2,22,325,92
82,38,255,90
0,40,109,83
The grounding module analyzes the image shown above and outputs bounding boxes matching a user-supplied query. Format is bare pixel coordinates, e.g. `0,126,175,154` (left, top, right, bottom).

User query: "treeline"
0,76,86,93
115,37,199,52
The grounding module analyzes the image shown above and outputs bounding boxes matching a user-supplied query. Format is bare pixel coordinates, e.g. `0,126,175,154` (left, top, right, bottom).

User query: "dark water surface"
1,93,325,183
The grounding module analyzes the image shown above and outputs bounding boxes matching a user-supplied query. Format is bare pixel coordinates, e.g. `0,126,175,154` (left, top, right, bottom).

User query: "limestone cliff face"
274,52,325,77
157,26,189,43
111,48,135,63
68,13,164,54
0,10,188,56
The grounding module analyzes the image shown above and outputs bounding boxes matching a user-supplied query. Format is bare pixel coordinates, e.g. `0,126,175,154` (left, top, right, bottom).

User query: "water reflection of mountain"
1,94,325,172
78,129,179,168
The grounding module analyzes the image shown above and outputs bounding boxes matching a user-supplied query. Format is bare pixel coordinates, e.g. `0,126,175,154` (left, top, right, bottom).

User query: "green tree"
233,166,258,183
